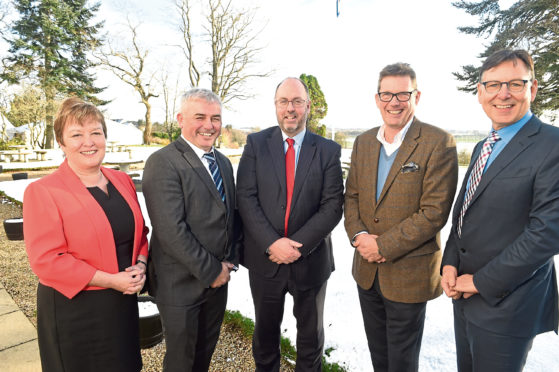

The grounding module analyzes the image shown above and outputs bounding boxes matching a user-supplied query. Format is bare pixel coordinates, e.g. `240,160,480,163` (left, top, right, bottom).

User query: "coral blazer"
23,159,149,299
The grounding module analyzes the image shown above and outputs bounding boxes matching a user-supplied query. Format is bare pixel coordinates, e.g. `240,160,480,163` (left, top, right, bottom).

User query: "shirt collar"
376,117,414,156
494,110,532,141
181,134,214,160
282,128,307,146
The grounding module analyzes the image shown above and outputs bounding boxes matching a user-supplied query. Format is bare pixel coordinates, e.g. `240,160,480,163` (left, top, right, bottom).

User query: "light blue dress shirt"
282,128,306,172
484,111,532,171
464,111,532,194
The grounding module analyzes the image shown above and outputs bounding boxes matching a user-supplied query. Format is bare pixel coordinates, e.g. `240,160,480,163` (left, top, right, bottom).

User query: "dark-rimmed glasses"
377,90,416,102
481,79,530,94
275,98,308,108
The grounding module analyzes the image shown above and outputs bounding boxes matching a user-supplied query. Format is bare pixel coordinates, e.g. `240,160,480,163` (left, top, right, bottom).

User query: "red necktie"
284,138,295,236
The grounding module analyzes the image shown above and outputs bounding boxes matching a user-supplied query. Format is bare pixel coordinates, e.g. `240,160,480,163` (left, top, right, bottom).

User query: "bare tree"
176,0,201,88
176,0,270,105
96,19,158,144
159,68,181,141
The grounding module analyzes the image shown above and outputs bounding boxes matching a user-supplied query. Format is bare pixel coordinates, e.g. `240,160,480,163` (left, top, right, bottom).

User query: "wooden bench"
124,148,133,159
34,150,48,161
1,150,32,162
342,161,351,178
103,159,144,173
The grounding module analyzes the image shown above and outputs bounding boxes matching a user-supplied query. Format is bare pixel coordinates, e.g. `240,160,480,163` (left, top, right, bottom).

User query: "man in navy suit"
442,49,559,371
236,77,344,372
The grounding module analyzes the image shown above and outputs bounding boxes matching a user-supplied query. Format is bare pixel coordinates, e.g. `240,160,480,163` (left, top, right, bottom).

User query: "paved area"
0,281,41,372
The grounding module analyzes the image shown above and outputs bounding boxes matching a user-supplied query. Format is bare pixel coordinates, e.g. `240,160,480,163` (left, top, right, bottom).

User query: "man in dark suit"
142,88,240,372
442,49,559,372
344,63,458,371
236,77,344,372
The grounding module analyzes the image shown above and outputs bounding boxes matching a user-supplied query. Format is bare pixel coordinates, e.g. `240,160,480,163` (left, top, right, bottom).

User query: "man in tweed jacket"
344,63,458,371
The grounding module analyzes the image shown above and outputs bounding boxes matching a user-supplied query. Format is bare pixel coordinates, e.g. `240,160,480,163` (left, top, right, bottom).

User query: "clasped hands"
211,261,236,288
267,237,302,264
441,265,478,300
353,233,386,263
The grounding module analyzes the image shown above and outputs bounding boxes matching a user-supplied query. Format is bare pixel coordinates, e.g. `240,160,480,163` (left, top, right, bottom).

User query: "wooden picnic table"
103,159,143,173
107,141,119,152
33,150,48,161
1,149,33,162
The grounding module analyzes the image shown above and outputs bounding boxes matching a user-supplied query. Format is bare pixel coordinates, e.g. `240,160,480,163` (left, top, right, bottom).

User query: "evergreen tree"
299,74,328,137
453,0,559,118
1,0,105,148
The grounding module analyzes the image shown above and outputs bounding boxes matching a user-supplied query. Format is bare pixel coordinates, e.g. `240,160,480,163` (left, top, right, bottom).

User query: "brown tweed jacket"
344,118,458,303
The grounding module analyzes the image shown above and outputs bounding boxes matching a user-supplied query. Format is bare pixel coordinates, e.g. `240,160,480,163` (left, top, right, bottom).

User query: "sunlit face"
177,98,222,152
275,78,310,136
375,75,420,131
477,59,538,130
60,119,106,172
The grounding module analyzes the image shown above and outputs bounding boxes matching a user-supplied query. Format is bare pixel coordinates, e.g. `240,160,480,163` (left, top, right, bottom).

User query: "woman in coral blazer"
23,97,148,372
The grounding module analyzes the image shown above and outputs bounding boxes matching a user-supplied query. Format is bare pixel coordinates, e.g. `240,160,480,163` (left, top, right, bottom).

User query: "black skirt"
37,283,142,372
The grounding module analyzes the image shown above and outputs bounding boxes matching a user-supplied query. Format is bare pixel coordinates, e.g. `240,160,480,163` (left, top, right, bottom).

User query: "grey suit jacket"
442,116,559,337
142,137,240,306
236,127,344,290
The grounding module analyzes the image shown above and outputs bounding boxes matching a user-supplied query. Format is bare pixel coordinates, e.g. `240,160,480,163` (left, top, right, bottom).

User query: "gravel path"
0,185,294,371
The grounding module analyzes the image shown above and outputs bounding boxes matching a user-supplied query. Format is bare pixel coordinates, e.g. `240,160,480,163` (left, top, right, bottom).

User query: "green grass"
223,310,348,371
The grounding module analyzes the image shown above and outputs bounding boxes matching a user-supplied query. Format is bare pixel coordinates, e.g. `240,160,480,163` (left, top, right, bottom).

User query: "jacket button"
460,248,466,253
373,218,380,223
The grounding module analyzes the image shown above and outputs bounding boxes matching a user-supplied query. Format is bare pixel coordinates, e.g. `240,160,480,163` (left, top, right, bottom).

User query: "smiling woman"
22,97,150,372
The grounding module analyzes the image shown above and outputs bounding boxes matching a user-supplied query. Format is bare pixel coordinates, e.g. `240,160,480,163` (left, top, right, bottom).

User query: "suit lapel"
267,127,288,197
452,141,482,221
364,130,382,210
291,131,317,209
376,120,420,206
58,160,117,268
215,151,234,212
467,117,540,208
175,138,227,212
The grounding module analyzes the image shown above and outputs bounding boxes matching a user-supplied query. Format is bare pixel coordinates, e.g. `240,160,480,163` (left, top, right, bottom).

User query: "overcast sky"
4,0,519,132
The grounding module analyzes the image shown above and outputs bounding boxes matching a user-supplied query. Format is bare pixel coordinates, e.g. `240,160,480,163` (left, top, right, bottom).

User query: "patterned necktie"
203,152,226,202
284,138,295,236
457,131,501,237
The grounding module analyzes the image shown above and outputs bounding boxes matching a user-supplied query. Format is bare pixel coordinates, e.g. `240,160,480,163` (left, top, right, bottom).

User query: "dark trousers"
357,276,427,372
453,303,534,372
157,284,227,372
249,267,327,372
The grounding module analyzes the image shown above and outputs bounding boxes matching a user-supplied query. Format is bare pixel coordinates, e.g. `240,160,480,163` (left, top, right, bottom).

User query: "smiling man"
142,88,241,372
441,49,559,372
344,63,458,372
237,77,344,371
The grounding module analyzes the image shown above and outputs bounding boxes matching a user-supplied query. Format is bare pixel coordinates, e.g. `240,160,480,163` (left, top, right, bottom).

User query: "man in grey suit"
442,49,559,371
143,88,240,372
236,77,344,371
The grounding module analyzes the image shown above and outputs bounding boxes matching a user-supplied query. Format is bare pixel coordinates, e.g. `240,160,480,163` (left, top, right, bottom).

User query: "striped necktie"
457,131,501,237
203,152,226,202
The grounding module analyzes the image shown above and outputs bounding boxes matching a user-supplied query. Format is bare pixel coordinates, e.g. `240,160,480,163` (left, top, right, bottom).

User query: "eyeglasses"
377,90,416,102
275,98,308,108
481,79,530,94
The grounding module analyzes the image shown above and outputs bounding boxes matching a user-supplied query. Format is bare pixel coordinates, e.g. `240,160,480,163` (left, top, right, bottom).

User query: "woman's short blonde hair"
54,97,106,146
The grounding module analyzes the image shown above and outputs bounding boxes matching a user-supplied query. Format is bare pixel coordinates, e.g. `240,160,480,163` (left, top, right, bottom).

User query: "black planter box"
138,295,163,349
3,218,24,240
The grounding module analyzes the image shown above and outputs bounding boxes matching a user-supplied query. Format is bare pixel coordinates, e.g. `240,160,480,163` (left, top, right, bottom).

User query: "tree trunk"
44,89,55,149
143,101,152,145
